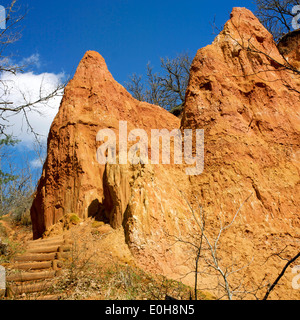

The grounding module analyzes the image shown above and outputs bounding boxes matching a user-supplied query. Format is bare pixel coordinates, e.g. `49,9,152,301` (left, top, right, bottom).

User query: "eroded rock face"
31,8,300,299
182,7,300,228
179,7,300,298
30,51,180,239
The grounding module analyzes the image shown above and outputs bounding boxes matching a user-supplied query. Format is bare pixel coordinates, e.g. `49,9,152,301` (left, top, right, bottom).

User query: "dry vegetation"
0,214,212,301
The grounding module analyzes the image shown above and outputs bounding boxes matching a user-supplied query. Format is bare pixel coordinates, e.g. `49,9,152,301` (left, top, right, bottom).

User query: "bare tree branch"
263,250,300,300
169,191,256,300
0,1,67,141
125,52,192,112
254,0,300,41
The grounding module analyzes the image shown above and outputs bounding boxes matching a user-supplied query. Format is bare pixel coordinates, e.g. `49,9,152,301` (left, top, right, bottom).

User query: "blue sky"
1,0,258,176
8,0,257,84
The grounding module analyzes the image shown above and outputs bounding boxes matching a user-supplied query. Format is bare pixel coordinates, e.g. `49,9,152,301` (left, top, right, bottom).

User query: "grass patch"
92,221,105,229
53,257,209,300
68,214,80,225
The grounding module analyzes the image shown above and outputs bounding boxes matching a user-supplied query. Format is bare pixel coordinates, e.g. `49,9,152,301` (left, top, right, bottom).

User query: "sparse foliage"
0,138,36,222
0,135,19,188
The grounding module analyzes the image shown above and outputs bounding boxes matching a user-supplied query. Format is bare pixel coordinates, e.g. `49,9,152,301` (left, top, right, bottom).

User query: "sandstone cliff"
31,7,300,299
183,6,300,234
30,51,181,239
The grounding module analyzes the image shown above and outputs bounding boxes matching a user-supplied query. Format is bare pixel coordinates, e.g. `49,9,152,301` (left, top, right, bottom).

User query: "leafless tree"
263,248,300,300
0,1,66,138
0,1,65,219
125,52,192,112
166,192,268,300
124,73,145,102
160,53,191,108
255,0,300,41
144,63,167,107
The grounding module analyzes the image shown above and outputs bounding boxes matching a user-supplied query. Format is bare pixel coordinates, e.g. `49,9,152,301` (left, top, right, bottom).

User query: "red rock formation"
30,51,180,239
31,7,300,299
182,7,300,228
179,7,300,299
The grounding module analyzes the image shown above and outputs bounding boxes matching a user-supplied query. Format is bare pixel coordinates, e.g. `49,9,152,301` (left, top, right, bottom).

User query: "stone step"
36,294,61,300
56,252,70,260
7,281,53,296
3,234,73,299
27,240,66,249
27,236,64,244
11,260,62,271
26,246,60,254
13,253,57,263
6,271,57,283
27,245,71,254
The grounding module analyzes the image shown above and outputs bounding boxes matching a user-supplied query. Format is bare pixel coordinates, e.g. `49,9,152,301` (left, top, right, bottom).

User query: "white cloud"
20,53,42,69
1,63,65,146
30,157,45,169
